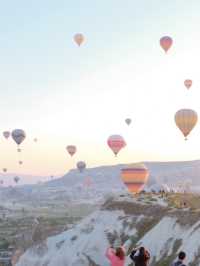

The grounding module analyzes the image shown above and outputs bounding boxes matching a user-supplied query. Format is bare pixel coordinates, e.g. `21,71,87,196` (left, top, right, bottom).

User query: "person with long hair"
106,246,126,266
130,246,150,266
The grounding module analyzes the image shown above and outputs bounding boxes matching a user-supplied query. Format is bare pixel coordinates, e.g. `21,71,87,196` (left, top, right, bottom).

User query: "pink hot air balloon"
160,36,173,53
74,33,84,46
184,79,192,90
3,131,10,139
66,145,77,157
107,135,126,156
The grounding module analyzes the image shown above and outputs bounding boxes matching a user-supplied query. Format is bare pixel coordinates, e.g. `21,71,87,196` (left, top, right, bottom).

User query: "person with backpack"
106,246,126,266
171,251,187,266
130,246,150,266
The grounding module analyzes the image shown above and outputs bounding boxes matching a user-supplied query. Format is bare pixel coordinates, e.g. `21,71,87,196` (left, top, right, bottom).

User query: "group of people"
106,246,187,266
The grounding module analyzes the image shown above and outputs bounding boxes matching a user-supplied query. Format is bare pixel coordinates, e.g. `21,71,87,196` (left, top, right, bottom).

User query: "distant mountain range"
1,160,200,203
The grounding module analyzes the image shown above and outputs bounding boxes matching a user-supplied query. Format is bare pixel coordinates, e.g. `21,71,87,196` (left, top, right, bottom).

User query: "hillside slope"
17,195,200,266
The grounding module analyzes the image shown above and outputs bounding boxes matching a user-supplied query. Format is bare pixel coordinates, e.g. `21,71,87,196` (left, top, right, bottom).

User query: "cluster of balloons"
159,36,198,140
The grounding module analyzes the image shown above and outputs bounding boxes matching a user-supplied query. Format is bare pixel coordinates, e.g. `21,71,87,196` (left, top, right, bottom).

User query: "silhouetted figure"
172,251,187,266
130,246,150,266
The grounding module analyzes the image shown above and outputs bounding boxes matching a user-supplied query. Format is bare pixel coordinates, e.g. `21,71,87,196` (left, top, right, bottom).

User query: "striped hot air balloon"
121,163,149,194
175,109,198,140
107,135,126,156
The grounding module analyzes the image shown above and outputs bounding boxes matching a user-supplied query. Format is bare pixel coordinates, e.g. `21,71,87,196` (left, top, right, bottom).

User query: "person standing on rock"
130,246,150,266
106,246,126,266
172,251,187,266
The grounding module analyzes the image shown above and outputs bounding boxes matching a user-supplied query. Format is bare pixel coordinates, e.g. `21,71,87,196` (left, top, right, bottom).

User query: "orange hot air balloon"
184,79,192,89
74,33,84,46
121,163,149,194
66,145,77,157
160,36,173,53
175,109,198,140
107,135,126,156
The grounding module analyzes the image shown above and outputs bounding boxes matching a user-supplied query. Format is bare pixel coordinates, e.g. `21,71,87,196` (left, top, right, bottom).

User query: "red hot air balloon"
184,79,192,90
121,163,149,194
66,145,77,157
160,36,173,53
107,135,126,156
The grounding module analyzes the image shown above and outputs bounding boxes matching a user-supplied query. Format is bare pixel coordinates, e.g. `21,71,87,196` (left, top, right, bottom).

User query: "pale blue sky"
1,0,200,181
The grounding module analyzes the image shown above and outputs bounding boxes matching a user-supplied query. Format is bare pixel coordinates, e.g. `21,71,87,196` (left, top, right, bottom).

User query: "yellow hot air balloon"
121,163,149,194
175,109,198,140
74,33,84,46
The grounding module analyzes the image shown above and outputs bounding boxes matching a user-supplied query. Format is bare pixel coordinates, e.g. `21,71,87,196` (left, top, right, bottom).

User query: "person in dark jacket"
171,251,187,266
130,246,150,266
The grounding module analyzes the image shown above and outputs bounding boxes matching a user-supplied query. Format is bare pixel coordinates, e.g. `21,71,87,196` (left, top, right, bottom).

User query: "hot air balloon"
125,118,132,126
107,135,126,156
14,176,20,184
160,36,173,53
184,79,192,90
74,33,84,46
77,161,86,172
33,138,38,142
18,161,23,165
66,145,77,157
12,129,26,146
3,131,10,139
2,168,7,173
17,148,22,153
121,163,149,194
175,109,198,140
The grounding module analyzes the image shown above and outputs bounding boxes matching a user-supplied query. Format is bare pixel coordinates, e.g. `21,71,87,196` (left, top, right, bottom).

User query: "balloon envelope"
77,161,86,172
160,36,173,53
175,109,198,139
184,79,192,89
3,131,10,139
12,129,26,145
121,163,149,194
107,135,126,156
14,176,20,183
125,118,132,126
66,145,77,156
74,33,84,46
